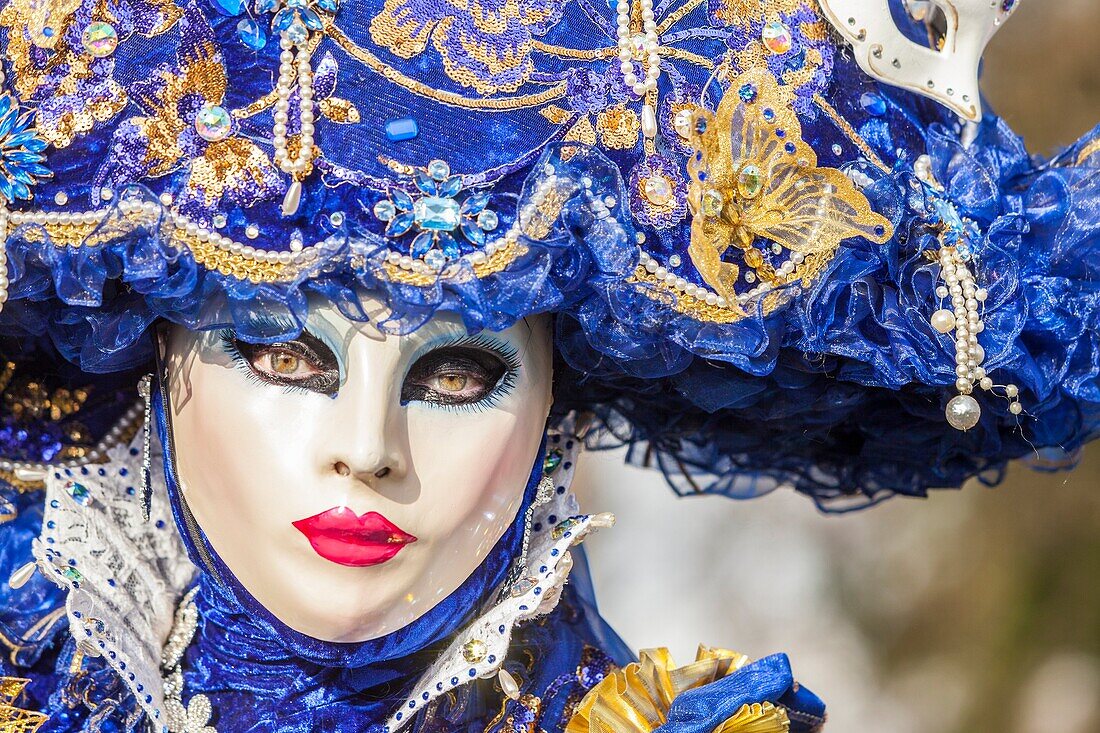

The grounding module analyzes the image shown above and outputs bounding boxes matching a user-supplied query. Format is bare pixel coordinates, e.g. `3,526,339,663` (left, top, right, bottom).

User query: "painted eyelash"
405,333,521,412
218,330,323,398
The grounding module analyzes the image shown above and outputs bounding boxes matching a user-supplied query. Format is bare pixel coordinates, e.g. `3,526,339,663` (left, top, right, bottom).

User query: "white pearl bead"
1005,384,1018,398
1009,402,1023,415
979,377,993,390
946,394,981,431
930,309,955,333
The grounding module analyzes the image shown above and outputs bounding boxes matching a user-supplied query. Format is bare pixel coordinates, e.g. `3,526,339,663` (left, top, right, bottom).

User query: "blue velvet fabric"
1,0,1099,507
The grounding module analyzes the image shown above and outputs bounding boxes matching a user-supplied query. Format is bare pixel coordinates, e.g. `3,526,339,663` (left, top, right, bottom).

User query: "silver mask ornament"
819,0,1021,121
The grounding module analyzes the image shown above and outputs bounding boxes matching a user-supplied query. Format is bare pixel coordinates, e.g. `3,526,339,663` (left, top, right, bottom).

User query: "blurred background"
575,3,1100,732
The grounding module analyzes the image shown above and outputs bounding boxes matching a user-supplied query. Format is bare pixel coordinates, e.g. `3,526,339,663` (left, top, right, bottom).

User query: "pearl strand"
272,32,316,216
615,0,660,138
0,202,9,314
931,246,1021,430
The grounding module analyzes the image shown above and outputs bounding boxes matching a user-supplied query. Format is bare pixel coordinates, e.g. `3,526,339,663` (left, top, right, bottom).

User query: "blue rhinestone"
436,682,444,690
422,693,429,700
254,0,276,11
488,655,496,663
738,83,758,103
408,701,415,709
385,118,419,142
317,0,338,10
468,669,476,677
236,19,267,50
784,142,796,154
210,0,244,15
450,677,459,685
860,92,887,117
395,713,402,721
498,625,505,633
286,19,308,44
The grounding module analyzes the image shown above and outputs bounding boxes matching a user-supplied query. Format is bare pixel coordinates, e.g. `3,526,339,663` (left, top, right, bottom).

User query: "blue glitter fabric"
0,0,1098,506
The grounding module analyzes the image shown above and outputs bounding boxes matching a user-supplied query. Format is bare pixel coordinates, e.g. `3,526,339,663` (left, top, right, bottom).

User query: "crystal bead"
738,83,758,103
211,0,244,15
946,394,981,431
761,21,793,54
700,189,724,217
643,175,673,205
737,164,764,198
286,19,308,44
66,481,92,507
194,104,232,142
674,109,695,139
510,577,537,597
374,200,396,221
551,517,580,539
330,211,345,227
427,160,451,181
629,33,647,59
543,448,563,474
254,0,277,12
385,118,419,142
413,196,460,232
860,92,887,117
477,209,498,231
668,254,681,267
422,250,445,271
236,18,267,50
462,639,488,664
82,22,118,58
62,567,84,583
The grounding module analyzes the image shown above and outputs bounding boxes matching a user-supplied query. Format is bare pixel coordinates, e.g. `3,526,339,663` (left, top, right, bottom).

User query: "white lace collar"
30,424,607,733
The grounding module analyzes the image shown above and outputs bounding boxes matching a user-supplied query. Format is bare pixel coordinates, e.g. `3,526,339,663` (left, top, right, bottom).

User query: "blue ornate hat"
1,0,1098,508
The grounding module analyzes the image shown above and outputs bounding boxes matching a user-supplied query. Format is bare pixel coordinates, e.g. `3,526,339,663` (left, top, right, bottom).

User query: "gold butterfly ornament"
685,69,893,314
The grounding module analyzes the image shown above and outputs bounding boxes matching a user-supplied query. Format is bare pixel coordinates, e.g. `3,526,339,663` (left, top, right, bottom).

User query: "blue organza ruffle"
4,118,1100,509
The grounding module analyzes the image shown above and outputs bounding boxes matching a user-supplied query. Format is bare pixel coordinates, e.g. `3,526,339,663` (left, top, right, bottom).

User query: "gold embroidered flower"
596,106,641,150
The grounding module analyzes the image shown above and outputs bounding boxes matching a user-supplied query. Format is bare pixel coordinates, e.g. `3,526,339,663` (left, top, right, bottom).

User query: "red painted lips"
293,507,417,567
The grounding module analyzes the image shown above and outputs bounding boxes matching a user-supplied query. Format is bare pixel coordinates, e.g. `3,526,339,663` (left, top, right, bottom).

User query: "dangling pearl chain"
616,0,660,138
931,246,1021,430
272,32,316,216
0,62,9,314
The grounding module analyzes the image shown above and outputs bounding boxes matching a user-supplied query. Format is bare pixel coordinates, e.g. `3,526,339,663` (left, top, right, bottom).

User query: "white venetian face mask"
162,298,554,642
819,0,1020,121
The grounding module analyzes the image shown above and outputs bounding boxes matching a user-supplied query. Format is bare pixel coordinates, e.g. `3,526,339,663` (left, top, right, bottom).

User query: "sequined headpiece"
2,0,1099,508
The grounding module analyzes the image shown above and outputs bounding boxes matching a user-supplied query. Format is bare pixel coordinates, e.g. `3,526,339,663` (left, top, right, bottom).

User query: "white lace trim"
32,432,194,733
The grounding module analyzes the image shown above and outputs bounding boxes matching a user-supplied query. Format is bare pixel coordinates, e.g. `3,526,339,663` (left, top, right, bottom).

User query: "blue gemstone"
254,0,276,11
392,188,414,211
437,231,459,258
460,191,489,216
387,211,415,237
860,92,887,117
413,196,460,232
411,231,435,257
461,220,485,246
236,19,267,49
210,0,244,15
301,8,323,29
317,0,338,10
738,83,757,103
272,8,294,30
384,117,419,142
437,176,463,199
414,170,437,195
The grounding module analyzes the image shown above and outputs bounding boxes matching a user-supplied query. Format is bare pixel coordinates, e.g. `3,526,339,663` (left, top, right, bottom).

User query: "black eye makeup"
401,335,520,410
220,329,340,397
